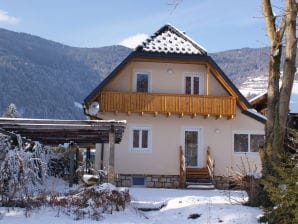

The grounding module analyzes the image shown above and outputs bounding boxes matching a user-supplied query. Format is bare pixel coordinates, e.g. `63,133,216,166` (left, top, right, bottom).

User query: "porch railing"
206,146,215,181
179,145,186,188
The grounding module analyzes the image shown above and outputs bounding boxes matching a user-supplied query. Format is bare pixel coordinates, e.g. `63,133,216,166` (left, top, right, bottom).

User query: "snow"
246,109,267,121
0,187,263,224
239,74,268,99
139,24,206,55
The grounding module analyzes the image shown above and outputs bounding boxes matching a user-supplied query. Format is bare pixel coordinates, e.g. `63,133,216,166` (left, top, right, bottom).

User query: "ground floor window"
129,125,152,152
233,132,264,153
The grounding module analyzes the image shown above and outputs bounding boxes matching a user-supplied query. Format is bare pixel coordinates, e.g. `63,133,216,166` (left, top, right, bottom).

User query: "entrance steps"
185,167,214,190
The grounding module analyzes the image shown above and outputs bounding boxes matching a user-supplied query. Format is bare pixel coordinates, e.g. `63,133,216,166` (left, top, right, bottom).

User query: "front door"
184,128,203,167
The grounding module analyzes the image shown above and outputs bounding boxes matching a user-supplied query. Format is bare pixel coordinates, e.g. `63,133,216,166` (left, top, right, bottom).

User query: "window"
130,125,152,152
132,177,145,186
233,132,264,153
134,72,151,92
184,73,204,94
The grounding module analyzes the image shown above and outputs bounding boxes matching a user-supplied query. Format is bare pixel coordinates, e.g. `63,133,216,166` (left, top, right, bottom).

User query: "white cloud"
119,33,148,49
0,10,19,24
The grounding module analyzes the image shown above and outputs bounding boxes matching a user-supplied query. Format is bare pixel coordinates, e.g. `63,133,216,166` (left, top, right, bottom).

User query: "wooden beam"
204,114,210,119
108,126,115,185
216,114,222,120
69,142,76,187
227,115,235,120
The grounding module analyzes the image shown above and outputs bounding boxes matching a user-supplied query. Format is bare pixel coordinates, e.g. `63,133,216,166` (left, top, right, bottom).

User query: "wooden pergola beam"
0,118,126,147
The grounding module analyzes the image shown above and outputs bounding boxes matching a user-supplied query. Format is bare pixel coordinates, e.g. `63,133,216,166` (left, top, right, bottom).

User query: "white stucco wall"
96,60,264,177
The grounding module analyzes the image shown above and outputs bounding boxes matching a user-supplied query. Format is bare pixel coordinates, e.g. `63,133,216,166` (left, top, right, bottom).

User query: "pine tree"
260,150,298,223
2,103,20,118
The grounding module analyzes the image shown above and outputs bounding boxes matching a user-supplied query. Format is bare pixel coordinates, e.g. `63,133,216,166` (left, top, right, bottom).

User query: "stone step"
186,182,215,190
186,178,211,183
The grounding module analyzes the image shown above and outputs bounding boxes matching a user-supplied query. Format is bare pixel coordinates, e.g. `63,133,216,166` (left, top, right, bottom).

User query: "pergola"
0,118,126,147
0,118,127,185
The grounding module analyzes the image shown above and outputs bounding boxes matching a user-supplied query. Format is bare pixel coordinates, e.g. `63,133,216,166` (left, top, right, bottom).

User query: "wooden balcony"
98,91,236,117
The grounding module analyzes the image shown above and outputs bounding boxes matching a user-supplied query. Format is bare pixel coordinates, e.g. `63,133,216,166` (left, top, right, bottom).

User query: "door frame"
181,126,204,168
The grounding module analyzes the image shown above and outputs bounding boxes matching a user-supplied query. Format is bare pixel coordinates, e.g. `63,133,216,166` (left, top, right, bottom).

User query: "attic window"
134,72,151,93
184,73,204,95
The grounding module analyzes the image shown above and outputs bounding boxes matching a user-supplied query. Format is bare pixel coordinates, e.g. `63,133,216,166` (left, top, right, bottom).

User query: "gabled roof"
84,24,263,122
136,24,207,55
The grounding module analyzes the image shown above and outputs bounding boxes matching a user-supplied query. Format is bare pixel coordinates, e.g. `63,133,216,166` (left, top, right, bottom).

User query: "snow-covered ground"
0,187,263,224
239,74,268,99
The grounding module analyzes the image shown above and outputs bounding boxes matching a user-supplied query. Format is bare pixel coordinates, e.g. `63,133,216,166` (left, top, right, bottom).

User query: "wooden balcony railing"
99,91,236,117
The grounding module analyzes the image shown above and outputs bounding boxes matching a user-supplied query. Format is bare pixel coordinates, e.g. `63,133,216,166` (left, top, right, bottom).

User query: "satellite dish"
88,101,100,116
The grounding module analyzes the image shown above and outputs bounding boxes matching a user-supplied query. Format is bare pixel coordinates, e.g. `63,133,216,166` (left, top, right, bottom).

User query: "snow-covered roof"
290,81,298,113
246,109,267,121
136,24,207,55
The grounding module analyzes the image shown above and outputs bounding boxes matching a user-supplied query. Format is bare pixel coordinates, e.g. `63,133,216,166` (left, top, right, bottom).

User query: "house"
250,80,298,152
250,80,298,130
84,24,266,188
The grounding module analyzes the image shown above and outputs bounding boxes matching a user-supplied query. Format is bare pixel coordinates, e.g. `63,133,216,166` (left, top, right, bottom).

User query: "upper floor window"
134,72,151,92
233,132,264,153
184,73,204,95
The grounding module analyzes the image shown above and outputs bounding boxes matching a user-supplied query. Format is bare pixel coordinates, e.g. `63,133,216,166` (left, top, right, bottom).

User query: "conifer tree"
2,103,20,118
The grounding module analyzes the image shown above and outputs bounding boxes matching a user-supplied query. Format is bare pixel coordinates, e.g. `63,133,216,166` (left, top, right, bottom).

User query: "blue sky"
0,0,284,53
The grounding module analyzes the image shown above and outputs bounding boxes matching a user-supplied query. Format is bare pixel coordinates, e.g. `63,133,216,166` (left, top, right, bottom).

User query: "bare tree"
261,0,297,167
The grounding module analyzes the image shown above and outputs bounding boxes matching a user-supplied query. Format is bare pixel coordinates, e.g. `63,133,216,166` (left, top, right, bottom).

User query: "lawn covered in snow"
0,187,262,224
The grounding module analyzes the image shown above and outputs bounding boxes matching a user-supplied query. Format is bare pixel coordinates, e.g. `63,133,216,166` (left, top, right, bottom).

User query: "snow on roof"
290,81,298,113
136,24,207,55
246,109,267,121
248,91,267,103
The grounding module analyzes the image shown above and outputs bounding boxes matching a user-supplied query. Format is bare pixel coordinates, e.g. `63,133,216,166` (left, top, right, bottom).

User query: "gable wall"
104,61,229,96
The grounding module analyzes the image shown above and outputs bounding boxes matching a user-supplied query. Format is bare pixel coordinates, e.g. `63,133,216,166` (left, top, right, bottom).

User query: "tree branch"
262,0,277,44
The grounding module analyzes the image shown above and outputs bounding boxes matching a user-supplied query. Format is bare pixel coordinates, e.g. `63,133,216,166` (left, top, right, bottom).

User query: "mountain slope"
0,28,131,119
0,28,296,119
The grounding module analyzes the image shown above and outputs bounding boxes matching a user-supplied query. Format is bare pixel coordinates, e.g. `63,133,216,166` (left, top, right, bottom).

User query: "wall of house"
103,61,229,96
97,108,264,178
96,60,264,186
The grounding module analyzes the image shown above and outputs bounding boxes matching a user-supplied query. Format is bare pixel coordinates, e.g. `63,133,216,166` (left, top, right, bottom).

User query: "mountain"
0,28,296,119
0,28,131,119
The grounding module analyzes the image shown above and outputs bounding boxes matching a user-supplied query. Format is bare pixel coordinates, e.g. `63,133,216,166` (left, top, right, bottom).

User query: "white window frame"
183,72,205,95
232,131,265,154
129,125,152,153
133,70,152,92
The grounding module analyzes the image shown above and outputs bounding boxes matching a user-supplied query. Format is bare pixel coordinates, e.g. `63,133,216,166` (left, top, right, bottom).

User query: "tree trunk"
279,0,297,135
262,0,286,175
260,0,297,209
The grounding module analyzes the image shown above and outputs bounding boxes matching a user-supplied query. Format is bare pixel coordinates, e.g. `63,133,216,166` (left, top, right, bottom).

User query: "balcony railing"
99,91,236,117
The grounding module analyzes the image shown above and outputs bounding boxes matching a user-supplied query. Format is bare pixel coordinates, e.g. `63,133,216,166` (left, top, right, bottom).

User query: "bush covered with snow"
0,134,48,206
48,184,130,220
